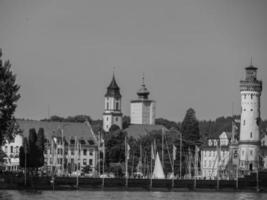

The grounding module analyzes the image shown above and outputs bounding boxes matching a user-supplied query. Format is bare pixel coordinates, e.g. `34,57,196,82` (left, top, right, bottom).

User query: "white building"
103,74,123,132
130,76,155,125
1,120,99,175
201,132,231,180
260,131,267,169
1,134,23,171
239,64,262,173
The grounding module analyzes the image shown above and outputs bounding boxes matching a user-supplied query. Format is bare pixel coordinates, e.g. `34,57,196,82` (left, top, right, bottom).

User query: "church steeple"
105,73,121,99
103,73,123,132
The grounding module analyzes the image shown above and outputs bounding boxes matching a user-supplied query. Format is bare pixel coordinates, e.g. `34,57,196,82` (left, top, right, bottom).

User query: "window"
250,132,253,138
10,146,13,153
244,94,246,99
89,159,93,165
83,159,87,165
250,150,253,156
116,102,119,110
89,150,93,156
5,146,7,153
243,120,245,126
71,150,74,155
251,94,253,99
251,109,253,111
83,149,87,156
242,151,244,156
115,117,118,122
107,102,109,110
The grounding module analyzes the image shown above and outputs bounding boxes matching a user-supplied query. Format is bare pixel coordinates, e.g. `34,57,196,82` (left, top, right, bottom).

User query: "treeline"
41,114,267,143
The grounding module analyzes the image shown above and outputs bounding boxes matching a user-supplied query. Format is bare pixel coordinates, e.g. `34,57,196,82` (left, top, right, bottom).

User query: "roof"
124,124,166,139
16,119,97,145
245,65,258,70
105,74,121,98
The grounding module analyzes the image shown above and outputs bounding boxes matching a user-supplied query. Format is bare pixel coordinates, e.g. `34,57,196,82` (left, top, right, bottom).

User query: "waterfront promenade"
1,172,267,192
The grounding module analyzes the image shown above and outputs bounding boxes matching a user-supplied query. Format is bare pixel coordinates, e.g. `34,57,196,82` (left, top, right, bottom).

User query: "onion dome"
137,75,150,100
105,74,121,98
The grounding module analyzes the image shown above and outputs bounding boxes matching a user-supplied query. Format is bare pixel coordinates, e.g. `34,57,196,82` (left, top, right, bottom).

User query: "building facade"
239,65,262,173
1,120,98,176
1,134,23,171
201,132,231,180
103,74,123,132
130,76,155,125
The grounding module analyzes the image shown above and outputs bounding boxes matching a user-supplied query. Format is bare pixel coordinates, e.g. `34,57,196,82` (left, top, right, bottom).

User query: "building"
1,134,23,171
201,119,240,180
1,119,99,176
260,130,267,169
201,132,231,180
124,124,166,139
103,74,123,132
239,64,262,173
130,76,155,125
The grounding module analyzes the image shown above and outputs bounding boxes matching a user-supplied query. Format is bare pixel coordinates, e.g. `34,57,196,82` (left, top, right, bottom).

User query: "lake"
0,191,266,200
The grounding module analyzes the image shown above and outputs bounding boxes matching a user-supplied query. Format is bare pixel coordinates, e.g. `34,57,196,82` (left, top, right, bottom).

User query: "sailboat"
152,152,165,179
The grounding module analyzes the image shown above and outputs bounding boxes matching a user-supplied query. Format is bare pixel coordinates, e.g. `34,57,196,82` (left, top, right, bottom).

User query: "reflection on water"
0,191,266,200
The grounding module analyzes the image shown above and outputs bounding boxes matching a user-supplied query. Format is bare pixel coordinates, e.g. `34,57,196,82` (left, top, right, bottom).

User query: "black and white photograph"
0,0,267,199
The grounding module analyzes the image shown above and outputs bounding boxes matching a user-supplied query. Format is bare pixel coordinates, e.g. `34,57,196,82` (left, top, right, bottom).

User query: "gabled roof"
105,74,121,98
124,124,166,139
16,119,97,145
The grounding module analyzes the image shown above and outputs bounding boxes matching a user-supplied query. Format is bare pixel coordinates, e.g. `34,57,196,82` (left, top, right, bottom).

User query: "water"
0,191,266,200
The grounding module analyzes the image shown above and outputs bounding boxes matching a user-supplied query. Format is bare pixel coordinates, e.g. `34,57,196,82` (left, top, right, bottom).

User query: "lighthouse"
239,63,262,173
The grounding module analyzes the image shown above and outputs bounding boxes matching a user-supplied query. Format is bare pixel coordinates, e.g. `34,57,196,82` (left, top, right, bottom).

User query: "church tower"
130,75,156,125
239,63,262,172
103,74,122,132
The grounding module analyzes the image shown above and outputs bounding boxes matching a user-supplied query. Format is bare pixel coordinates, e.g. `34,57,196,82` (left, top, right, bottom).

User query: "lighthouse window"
106,102,109,110
116,102,119,110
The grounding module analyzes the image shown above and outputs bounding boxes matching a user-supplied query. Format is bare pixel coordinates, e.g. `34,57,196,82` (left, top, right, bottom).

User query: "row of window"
203,151,227,157
4,146,19,154
106,117,119,122
48,158,93,166
106,102,120,111
46,148,94,156
243,94,257,99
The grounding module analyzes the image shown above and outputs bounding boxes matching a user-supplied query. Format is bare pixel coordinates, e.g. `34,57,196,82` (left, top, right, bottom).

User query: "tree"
36,128,45,167
122,116,130,129
180,108,200,148
19,128,45,171
0,49,21,145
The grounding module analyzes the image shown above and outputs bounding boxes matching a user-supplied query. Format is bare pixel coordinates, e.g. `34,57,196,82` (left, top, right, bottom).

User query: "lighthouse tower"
239,63,262,172
103,74,122,132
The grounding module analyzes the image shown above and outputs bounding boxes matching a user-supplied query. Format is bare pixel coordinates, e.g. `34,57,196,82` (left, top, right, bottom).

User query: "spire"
105,72,121,98
137,73,150,100
246,56,257,70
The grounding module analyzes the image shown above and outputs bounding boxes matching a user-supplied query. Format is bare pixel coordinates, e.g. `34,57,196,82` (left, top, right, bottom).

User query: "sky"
0,0,266,122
